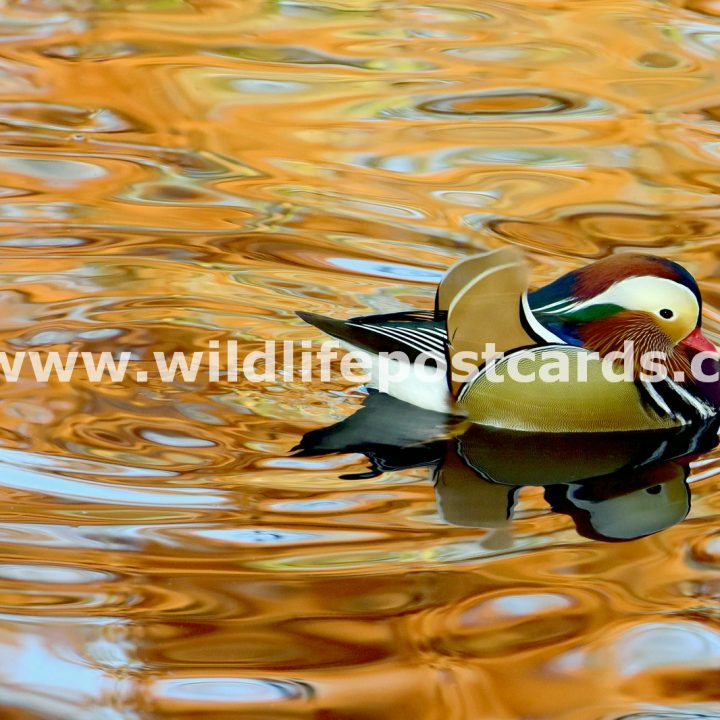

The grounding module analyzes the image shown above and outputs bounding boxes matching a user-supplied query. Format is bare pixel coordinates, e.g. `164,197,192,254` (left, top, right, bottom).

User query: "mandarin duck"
298,248,720,432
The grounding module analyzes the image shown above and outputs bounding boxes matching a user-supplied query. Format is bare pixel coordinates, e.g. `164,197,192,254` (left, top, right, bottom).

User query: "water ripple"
1,0,720,718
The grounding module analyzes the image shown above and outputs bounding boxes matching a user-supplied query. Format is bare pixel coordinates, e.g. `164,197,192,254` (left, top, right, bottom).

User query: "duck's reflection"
295,391,720,542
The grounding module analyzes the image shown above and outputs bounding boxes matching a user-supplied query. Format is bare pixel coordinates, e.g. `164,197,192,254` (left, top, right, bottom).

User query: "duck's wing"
458,344,683,432
297,310,447,363
437,247,536,394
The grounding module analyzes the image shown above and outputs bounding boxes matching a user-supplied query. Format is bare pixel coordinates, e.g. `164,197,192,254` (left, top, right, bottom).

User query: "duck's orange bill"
681,326,718,354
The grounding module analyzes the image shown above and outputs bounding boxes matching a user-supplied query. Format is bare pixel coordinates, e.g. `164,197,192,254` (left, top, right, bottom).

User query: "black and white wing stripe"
297,310,448,363
346,310,448,363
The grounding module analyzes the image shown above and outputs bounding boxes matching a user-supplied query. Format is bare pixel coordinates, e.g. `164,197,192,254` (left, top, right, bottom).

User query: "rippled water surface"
1,0,720,718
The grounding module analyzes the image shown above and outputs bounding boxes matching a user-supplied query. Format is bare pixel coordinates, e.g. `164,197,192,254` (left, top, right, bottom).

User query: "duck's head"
525,254,717,370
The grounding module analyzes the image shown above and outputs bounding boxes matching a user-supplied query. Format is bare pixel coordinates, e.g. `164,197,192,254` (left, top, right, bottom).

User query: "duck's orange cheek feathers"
577,311,670,358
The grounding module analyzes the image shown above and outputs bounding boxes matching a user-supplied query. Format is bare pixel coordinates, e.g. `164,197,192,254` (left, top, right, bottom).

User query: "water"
0,0,720,718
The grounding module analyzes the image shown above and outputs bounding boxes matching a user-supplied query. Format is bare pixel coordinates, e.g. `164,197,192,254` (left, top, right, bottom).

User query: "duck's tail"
296,311,350,342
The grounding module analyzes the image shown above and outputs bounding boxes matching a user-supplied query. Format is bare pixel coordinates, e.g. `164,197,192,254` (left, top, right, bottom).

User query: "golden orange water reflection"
0,0,718,718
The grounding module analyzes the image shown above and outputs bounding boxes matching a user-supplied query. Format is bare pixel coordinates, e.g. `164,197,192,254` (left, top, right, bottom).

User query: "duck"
298,247,720,432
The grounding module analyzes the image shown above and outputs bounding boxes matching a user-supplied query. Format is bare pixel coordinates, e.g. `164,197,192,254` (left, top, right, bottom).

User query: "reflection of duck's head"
435,454,693,541
295,392,719,542
439,417,717,540
544,463,691,542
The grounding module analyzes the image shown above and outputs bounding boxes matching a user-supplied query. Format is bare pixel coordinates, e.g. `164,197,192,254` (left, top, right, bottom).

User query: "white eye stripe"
566,277,699,318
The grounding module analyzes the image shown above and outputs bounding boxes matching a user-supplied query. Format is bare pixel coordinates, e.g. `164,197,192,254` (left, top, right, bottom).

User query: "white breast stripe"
521,292,567,344
666,378,713,420
641,380,676,420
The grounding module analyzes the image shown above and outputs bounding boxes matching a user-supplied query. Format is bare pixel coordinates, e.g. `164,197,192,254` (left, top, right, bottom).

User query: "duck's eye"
659,308,674,319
